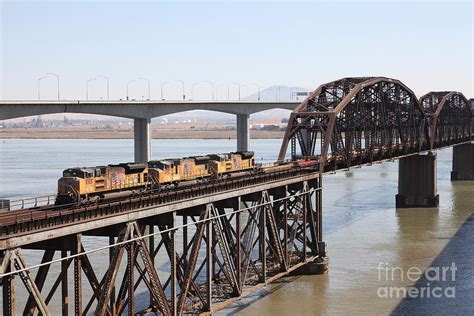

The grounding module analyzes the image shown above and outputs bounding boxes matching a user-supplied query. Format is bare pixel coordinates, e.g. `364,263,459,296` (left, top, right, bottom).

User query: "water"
0,139,282,199
0,139,472,314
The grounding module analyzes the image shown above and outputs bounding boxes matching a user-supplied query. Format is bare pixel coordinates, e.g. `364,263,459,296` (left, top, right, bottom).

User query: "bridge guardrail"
7,194,57,211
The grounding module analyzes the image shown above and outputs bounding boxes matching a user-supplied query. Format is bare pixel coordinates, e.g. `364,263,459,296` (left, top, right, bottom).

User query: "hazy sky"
1,1,473,100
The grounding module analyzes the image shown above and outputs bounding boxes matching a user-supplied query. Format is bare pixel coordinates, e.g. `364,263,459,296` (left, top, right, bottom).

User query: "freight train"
56,151,319,205
56,151,258,204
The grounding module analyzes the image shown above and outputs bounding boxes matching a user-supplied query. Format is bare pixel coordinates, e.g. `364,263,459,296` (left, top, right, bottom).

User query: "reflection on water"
0,140,472,314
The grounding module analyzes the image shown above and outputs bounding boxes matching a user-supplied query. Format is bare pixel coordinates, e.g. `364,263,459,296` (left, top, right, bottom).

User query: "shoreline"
0,129,285,139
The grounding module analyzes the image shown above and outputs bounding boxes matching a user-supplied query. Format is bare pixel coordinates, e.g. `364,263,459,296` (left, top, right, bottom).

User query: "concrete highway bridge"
0,77,472,315
0,100,299,162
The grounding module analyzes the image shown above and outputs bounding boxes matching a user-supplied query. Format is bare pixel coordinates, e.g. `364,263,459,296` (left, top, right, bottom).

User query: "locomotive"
56,151,256,204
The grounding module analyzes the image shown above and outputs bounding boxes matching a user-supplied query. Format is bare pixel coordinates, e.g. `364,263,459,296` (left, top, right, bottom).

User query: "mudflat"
0,126,285,139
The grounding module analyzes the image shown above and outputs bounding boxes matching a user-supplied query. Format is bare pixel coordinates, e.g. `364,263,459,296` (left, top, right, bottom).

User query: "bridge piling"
396,152,439,208
134,118,151,163
451,143,474,180
237,114,250,151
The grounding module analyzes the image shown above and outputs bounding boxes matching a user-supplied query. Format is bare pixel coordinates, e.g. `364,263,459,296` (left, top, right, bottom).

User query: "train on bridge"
56,151,317,204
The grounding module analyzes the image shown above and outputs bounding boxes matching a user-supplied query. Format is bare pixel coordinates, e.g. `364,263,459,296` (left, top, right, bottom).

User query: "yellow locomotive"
56,163,149,204
56,151,255,204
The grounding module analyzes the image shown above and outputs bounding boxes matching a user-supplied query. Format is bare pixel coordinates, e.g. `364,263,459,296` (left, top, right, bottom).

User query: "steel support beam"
61,250,69,316
0,177,326,315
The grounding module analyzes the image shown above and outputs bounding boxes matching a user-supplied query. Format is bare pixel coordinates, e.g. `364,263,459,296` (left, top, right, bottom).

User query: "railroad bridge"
0,77,472,315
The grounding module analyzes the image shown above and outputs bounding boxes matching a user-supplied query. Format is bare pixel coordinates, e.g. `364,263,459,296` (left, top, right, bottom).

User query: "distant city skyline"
1,1,473,101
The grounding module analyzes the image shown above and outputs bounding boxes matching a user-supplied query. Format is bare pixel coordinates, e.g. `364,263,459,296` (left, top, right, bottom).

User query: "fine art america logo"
377,262,457,299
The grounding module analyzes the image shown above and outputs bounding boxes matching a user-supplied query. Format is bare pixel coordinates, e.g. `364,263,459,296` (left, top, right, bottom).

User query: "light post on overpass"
231,82,242,100
191,81,214,100
203,81,215,100
97,75,110,100
37,75,47,100
248,83,261,101
215,83,230,100
46,72,60,100
139,77,151,100
161,81,170,100
191,82,200,100
86,77,97,100
274,85,281,101
162,80,185,100
174,80,185,100
127,79,137,100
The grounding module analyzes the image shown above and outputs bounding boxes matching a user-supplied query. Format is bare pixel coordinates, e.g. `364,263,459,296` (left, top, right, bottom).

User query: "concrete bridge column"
451,143,474,180
134,118,151,163
237,114,250,152
395,152,439,208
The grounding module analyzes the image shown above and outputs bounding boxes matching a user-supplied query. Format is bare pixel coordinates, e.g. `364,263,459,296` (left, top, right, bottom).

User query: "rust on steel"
278,76,472,172
420,91,473,149
1,178,324,315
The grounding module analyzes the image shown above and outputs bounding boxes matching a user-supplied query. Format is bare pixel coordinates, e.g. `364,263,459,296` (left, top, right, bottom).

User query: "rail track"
0,165,317,239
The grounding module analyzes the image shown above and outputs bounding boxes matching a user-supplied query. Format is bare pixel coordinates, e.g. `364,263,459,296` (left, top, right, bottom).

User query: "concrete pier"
396,153,439,208
237,114,250,151
451,143,474,180
134,118,151,163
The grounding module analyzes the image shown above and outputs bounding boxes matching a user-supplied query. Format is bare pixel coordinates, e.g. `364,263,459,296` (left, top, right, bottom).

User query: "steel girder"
278,77,430,168
420,91,473,149
0,179,323,315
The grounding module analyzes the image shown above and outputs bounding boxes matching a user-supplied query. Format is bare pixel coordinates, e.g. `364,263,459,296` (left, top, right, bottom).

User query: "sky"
1,0,473,101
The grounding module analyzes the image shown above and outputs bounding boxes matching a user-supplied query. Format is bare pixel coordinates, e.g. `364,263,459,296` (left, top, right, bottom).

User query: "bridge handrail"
7,194,57,210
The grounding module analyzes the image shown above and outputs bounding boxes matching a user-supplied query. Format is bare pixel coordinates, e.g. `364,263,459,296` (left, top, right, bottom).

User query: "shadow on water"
391,213,474,315
218,275,303,314
218,273,329,315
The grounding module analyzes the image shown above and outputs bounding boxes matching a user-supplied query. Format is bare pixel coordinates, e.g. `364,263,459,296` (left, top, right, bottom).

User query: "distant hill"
242,85,310,102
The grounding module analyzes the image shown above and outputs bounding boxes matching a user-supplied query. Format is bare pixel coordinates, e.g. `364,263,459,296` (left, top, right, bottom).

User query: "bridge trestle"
0,178,326,315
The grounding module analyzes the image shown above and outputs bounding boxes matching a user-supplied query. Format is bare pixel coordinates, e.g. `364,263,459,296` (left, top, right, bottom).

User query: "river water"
0,139,472,315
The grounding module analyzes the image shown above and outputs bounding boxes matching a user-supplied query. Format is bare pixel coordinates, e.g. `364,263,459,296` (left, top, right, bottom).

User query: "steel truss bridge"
0,77,472,316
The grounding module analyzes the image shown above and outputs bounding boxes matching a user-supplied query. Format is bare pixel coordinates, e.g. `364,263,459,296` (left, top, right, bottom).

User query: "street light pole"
173,80,185,100
248,83,261,101
231,82,241,100
86,77,97,100
97,75,110,100
127,80,137,100
47,72,60,100
215,83,230,100
191,82,200,100
139,77,151,100
161,81,170,100
37,76,47,100
274,85,281,101
203,81,215,100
